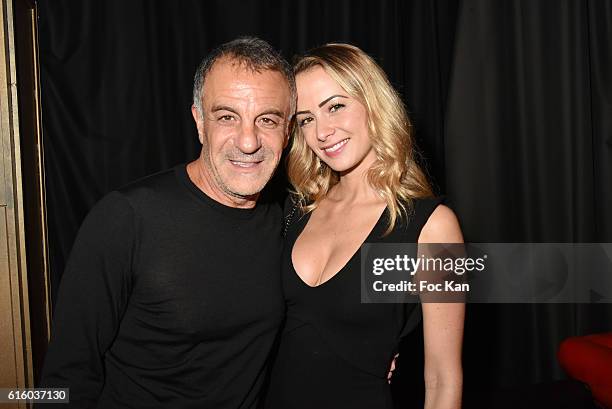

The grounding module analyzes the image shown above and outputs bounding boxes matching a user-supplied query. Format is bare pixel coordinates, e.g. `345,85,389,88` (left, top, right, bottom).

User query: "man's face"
192,59,291,202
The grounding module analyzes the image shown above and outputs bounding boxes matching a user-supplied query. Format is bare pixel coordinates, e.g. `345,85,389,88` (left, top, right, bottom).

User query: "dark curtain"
445,0,612,394
39,0,458,302
38,0,612,405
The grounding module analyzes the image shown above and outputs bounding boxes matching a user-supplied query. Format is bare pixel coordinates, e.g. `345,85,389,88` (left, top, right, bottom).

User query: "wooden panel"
0,0,34,407
0,206,19,389
13,0,51,383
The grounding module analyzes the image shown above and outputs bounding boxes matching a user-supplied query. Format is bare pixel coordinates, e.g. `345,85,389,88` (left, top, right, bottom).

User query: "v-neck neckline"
290,205,387,288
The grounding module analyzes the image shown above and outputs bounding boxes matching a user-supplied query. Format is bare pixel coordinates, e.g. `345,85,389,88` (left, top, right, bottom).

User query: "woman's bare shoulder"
418,204,464,243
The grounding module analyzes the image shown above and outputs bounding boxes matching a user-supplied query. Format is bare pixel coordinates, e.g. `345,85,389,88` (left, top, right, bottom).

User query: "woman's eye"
329,103,345,113
299,117,313,127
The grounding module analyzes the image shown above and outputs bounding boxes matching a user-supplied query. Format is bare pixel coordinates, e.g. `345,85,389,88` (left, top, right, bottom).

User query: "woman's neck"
328,150,382,205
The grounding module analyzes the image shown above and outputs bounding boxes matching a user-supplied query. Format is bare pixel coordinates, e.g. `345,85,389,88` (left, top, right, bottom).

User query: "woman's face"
295,66,375,174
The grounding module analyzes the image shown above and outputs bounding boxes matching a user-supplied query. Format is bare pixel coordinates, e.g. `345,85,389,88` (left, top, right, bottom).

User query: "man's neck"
186,159,258,209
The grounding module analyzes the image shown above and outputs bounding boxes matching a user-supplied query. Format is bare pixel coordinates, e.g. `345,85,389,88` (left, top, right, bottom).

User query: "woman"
265,44,464,408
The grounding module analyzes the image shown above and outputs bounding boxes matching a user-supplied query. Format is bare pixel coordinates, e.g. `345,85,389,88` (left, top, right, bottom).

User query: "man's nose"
236,122,261,154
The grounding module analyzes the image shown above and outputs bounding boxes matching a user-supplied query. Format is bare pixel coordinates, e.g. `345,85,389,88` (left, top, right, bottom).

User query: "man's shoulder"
86,166,184,222
110,165,187,208
118,166,179,196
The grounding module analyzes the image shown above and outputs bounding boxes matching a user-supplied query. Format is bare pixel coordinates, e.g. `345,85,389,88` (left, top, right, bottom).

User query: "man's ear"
191,104,204,144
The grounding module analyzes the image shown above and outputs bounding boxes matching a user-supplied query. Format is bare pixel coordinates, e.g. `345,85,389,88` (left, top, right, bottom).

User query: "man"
39,37,295,409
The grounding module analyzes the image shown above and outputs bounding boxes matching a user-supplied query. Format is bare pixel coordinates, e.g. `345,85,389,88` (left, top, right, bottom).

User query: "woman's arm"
418,205,465,409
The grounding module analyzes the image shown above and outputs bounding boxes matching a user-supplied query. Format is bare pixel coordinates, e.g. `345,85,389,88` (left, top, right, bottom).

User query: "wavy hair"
288,43,433,234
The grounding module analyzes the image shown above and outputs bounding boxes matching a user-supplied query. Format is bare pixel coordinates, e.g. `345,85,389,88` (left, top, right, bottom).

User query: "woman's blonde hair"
288,43,433,234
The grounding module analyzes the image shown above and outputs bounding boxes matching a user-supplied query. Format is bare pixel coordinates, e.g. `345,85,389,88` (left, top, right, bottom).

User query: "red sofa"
558,333,612,408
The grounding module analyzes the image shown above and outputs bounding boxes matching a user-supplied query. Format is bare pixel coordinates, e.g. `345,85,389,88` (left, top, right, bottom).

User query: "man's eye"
329,103,345,113
218,115,236,122
259,117,278,128
298,117,313,127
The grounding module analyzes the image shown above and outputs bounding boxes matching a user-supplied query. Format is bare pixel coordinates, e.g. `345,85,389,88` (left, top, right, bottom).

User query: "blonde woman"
265,44,464,409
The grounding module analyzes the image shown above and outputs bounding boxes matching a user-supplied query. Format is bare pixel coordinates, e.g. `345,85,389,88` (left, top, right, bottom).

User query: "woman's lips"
322,138,349,158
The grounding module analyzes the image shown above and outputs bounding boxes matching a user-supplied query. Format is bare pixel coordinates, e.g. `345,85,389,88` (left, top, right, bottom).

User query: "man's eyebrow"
211,105,239,114
258,109,285,118
210,105,285,118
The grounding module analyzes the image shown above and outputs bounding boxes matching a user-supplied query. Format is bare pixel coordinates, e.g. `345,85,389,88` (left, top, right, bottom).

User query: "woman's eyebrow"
318,94,347,107
295,95,349,116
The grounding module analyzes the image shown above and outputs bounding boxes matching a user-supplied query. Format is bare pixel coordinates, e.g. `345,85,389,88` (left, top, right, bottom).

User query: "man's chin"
220,170,274,196
224,180,270,199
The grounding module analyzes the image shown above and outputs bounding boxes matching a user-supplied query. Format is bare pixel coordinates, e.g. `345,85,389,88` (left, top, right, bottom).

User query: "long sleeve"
38,191,137,408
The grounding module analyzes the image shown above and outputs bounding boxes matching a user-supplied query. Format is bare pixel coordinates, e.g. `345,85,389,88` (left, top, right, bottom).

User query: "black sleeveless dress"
264,197,444,409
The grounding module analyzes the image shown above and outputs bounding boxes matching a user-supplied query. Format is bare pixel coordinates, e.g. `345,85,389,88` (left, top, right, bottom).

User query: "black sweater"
39,165,285,409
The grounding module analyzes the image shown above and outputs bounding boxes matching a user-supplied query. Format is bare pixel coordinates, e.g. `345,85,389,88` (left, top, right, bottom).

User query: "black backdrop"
38,0,612,406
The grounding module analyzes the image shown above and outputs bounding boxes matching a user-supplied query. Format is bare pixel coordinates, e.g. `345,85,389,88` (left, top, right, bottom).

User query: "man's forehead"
203,58,290,100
